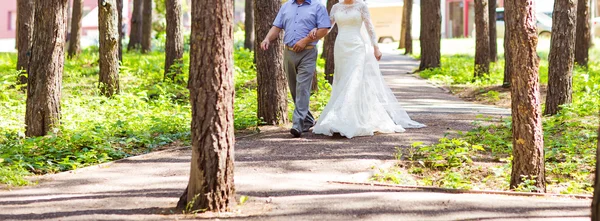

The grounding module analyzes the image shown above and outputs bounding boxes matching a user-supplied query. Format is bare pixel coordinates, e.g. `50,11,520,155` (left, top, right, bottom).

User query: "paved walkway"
0,50,590,220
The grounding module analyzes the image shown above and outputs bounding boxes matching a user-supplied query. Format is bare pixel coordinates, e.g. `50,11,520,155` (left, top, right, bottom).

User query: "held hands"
260,39,270,51
309,28,318,40
374,47,382,61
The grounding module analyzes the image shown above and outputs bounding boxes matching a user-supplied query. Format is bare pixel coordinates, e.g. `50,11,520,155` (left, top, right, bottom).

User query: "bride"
311,0,425,138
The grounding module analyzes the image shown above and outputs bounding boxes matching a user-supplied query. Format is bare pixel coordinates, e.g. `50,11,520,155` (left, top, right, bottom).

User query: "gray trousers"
284,47,317,130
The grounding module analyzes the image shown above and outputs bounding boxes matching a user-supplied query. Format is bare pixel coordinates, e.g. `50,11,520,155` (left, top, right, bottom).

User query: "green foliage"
0,30,331,186
378,39,599,194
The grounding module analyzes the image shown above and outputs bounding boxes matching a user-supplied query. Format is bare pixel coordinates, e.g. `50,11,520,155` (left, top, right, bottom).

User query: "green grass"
0,32,331,187
374,38,600,194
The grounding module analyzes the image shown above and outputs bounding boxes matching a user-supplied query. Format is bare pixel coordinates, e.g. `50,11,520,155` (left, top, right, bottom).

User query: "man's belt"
286,45,315,51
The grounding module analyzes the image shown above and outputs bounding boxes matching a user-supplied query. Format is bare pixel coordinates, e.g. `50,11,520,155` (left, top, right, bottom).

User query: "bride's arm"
309,4,337,39
360,3,382,60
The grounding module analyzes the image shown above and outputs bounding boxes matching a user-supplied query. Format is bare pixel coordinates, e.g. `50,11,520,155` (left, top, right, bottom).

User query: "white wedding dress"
312,1,425,138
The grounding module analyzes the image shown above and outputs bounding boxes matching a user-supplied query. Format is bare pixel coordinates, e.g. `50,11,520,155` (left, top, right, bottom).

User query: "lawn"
0,31,331,187
374,38,600,194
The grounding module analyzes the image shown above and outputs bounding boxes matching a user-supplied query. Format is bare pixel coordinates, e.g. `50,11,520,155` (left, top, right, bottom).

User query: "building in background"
0,0,134,51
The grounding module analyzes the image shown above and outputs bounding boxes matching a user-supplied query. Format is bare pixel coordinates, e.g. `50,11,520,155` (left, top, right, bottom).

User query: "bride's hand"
374,48,383,61
309,28,318,40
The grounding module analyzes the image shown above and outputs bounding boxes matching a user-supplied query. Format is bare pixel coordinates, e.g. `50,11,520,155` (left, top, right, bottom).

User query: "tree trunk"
474,0,490,78
25,0,68,137
399,7,407,50
544,0,577,116
575,0,590,67
419,0,441,70
98,0,120,97
177,0,235,212
165,0,184,80
502,15,511,88
128,0,143,50
403,0,413,55
323,0,338,84
117,0,123,61
68,0,82,58
489,0,497,62
592,111,600,220
505,0,546,193
141,0,153,53
16,0,35,84
244,0,254,50
254,0,288,125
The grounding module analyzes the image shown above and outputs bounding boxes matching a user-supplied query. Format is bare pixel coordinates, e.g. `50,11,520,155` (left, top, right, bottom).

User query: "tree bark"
25,0,68,137
323,0,338,84
474,0,490,78
544,0,577,116
98,0,120,97
68,0,82,58
592,111,600,220
575,0,590,67
399,5,407,50
165,0,184,80
177,0,235,212
128,0,143,50
141,0,153,53
419,0,441,70
244,0,254,50
505,0,546,193
117,0,123,61
254,0,288,125
489,0,497,62
403,0,413,55
16,0,35,84
502,12,511,88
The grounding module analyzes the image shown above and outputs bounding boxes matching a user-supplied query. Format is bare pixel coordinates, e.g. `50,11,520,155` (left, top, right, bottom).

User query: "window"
8,11,16,31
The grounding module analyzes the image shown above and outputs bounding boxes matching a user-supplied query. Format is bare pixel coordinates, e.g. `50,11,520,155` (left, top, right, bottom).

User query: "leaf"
472,145,484,151
516,139,526,145
239,195,249,205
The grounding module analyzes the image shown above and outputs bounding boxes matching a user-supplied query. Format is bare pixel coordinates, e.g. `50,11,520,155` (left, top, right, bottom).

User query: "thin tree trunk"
419,0,441,70
474,0,490,78
323,0,337,84
177,0,235,212
244,0,254,50
544,0,577,116
575,0,590,67
128,0,143,50
68,0,82,58
399,6,407,50
254,0,288,125
141,0,152,53
489,0,498,62
502,16,511,88
505,0,546,193
98,0,120,97
404,0,413,54
165,0,184,80
117,0,123,61
16,0,35,84
592,111,600,220
25,0,68,137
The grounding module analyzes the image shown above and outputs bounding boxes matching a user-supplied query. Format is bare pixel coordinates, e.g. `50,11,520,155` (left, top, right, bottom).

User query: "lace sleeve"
359,3,378,47
329,4,337,24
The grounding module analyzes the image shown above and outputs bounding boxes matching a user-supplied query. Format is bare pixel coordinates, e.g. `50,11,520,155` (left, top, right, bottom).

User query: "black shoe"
290,128,302,138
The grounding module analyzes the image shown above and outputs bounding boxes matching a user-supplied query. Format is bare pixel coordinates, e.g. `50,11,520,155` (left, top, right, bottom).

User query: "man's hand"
261,39,271,51
292,39,308,52
374,47,383,61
